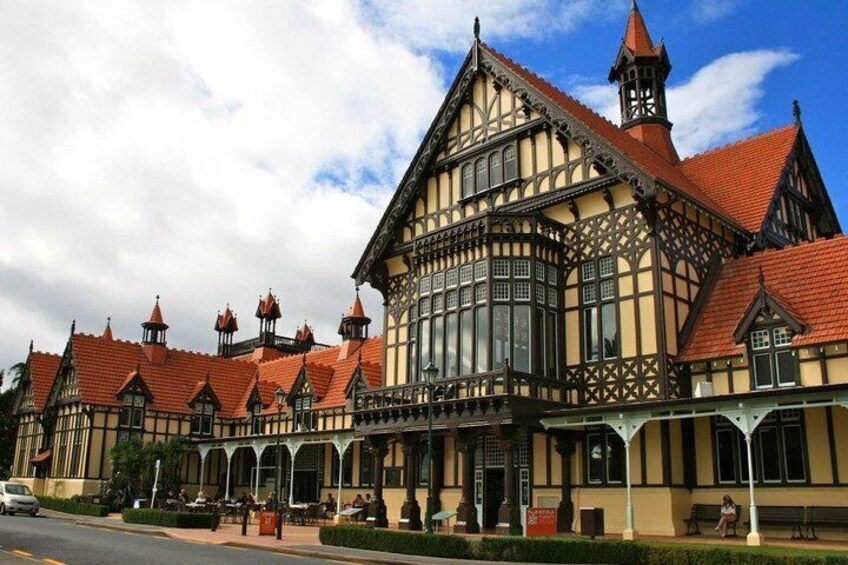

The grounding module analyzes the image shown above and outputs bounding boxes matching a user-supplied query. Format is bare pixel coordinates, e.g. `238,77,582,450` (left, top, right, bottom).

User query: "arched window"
462,163,474,198
489,152,502,186
475,158,488,193
503,145,517,181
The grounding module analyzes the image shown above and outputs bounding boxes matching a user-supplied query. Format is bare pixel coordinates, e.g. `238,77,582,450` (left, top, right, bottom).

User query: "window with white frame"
750,325,796,389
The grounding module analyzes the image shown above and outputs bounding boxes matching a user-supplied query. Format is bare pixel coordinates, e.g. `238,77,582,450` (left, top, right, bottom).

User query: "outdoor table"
288,504,308,526
336,507,362,524
431,510,457,533
185,502,205,512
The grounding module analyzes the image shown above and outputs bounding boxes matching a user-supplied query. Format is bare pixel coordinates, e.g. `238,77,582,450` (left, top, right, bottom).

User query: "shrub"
121,508,212,529
477,536,644,564
319,526,848,565
38,496,110,517
319,525,473,559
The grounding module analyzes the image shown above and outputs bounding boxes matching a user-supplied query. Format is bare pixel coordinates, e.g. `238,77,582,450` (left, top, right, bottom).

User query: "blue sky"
425,0,848,219
0,1,845,383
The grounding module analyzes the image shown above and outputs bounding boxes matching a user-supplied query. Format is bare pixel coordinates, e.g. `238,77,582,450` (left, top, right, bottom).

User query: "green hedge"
319,526,848,565
319,525,473,559
121,508,212,529
38,496,110,517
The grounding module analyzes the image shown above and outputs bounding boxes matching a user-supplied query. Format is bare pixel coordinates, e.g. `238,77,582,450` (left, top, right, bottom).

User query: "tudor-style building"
350,5,846,543
9,3,848,544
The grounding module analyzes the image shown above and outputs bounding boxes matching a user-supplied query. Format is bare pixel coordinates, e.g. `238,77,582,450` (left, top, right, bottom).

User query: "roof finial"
205,371,211,383
70,319,76,335
29,339,34,355
155,294,160,304
106,316,111,328
473,16,480,41
632,0,640,12
793,99,802,127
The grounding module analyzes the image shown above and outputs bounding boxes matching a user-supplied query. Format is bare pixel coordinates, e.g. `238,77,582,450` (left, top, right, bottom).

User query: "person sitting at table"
353,493,364,508
178,488,189,505
195,491,208,504
325,492,335,510
364,493,371,505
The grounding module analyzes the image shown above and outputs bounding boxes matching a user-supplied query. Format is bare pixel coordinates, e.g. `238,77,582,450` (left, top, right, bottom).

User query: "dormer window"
751,325,796,389
250,403,263,435
118,392,145,442
293,396,315,432
192,402,215,436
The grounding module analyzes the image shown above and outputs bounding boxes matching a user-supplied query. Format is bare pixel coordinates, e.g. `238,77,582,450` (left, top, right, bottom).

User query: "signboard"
525,507,557,537
258,511,277,536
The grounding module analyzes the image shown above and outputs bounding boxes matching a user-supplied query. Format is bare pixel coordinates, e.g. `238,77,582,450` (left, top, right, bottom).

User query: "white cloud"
692,0,742,24
0,0,793,389
359,0,628,52
572,49,799,157
0,0,445,375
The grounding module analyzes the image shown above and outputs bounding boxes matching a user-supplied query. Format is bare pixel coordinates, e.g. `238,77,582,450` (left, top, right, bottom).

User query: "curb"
74,520,169,538
220,542,432,565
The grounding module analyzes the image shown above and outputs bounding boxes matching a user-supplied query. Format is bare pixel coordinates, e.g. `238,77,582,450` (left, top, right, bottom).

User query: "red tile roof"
214,307,238,333
254,336,383,413
680,125,798,232
146,297,167,327
28,351,61,412
624,2,661,57
256,291,281,320
678,236,848,362
480,43,742,229
70,334,257,418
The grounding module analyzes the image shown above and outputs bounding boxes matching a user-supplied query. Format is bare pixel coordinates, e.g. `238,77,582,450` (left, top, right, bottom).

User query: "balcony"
223,333,331,358
352,366,575,433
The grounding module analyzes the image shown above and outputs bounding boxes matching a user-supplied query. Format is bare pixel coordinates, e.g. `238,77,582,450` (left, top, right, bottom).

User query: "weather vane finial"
473,17,480,41
793,99,802,126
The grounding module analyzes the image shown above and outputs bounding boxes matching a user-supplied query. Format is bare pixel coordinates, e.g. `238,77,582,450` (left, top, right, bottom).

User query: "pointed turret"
102,317,113,341
295,320,315,345
255,289,281,346
215,305,239,356
338,288,371,361
141,295,168,364
609,1,679,163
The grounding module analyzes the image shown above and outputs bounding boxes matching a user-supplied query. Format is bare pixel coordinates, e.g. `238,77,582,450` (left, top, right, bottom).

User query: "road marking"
42,559,66,565
12,550,33,557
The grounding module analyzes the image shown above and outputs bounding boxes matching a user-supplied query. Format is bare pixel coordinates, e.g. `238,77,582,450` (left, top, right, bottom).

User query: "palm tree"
9,363,27,390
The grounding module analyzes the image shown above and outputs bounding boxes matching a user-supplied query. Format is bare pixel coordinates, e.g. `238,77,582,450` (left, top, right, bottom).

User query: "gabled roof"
69,333,257,418
481,44,737,224
254,336,383,413
678,236,848,362
680,125,798,232
731,271,807,343
116,366,154,401
188,375,221,409
27,351,62,412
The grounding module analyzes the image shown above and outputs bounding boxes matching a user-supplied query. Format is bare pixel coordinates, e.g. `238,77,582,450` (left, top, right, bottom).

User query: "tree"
106,437,186,508
9,363,27,390
0,382,18,480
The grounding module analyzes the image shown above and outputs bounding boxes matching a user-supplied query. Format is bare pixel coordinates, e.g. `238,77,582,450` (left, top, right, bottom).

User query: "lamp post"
274,387,286,539
422,361,438,534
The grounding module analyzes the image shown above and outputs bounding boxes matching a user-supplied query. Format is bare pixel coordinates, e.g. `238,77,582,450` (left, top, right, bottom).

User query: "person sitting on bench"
715,495,737,537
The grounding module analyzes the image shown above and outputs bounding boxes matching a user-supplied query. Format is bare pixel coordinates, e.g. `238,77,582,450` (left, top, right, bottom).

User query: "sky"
1,0,846,389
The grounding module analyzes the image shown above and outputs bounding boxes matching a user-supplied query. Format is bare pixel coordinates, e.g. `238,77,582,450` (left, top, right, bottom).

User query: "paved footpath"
31,509,546,565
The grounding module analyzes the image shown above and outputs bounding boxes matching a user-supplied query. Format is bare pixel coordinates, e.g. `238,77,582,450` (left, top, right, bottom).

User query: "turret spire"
610,2,678,163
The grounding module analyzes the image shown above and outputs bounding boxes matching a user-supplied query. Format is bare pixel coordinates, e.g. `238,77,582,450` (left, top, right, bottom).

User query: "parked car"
0,482,40,516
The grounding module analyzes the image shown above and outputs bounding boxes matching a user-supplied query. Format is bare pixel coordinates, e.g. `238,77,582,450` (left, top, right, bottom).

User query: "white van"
0,482,40,516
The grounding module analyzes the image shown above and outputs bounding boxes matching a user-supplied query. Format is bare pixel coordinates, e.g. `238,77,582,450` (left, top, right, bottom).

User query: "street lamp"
274,386,286,539
422,361,438,534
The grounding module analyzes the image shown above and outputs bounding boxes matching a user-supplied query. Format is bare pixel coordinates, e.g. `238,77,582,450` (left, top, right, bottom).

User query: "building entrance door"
483,468,504,529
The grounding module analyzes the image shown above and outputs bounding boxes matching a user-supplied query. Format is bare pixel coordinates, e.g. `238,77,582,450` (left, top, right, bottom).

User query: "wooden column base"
366,500,388,528
454,501,480,534
495,501,522,536
398,499,422,531
557,499,574,533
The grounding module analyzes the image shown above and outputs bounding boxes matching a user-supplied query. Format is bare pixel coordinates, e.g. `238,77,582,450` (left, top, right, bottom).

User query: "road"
0,515,341,565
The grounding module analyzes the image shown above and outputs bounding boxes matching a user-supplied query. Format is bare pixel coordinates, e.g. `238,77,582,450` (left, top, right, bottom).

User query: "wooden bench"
684,504,741,536
805,506,848,541
744,505,804,540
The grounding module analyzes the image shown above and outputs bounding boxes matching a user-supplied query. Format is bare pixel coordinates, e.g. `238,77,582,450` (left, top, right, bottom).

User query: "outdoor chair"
304,503,320,526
